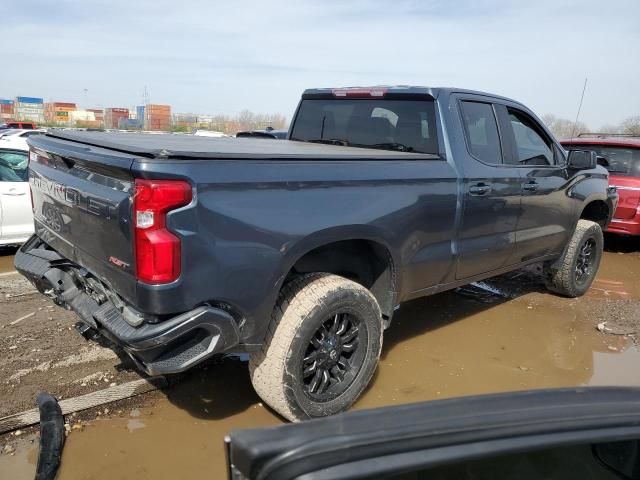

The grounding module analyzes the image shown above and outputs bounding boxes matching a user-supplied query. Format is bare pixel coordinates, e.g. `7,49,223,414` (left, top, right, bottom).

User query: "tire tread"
249,273,381,421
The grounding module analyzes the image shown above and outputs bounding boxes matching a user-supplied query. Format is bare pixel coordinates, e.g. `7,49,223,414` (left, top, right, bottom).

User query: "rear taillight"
133,179,192,284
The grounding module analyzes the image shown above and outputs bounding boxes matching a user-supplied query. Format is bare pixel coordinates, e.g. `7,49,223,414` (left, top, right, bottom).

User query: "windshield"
565,144,640,177
0,149,28,181
290,99,439,154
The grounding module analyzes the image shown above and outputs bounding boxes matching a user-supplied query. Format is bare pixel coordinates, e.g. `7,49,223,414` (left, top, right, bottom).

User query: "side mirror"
567,150,597,170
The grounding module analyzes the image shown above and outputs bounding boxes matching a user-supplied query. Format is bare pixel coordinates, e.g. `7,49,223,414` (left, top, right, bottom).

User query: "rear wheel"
249,273,383,422
545,219,603,297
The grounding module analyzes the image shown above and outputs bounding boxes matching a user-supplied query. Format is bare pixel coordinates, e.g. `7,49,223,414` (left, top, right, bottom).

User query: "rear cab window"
290,99,439,154
459,101,503,164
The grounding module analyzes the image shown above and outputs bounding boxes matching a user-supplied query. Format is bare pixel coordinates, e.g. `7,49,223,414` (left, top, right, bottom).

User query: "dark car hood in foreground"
226,387,640,480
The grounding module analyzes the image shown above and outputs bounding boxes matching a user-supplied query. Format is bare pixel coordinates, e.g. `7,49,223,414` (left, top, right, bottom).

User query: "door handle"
469,183,491,196
2,191,26,196
522,181,539,192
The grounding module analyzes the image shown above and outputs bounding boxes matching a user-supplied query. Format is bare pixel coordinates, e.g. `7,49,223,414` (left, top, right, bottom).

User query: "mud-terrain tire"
545,219,603,297
249,273,383,422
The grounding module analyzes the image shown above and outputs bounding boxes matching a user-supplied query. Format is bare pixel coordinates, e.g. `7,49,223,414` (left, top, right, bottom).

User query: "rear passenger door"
454,96,522,279
498,106,574,261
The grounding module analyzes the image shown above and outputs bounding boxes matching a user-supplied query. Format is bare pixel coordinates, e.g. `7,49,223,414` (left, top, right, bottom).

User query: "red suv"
1,121,36,129
562,134,640,235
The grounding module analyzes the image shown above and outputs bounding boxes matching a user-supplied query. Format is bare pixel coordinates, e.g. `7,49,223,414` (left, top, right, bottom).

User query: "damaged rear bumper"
14,236,240,376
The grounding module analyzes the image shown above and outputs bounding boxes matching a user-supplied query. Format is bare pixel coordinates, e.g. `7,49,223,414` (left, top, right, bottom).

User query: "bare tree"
196,110,288,134
598,124,622,134
541,114,589,139
237,110,255,131
620,116,640,136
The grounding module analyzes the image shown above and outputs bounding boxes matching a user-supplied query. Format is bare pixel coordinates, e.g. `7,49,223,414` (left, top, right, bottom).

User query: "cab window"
460,101,503,164
0,150,28,182
508,109,554,166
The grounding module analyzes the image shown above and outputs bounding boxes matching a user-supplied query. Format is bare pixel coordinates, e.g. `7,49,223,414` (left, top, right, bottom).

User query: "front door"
498,106,574,262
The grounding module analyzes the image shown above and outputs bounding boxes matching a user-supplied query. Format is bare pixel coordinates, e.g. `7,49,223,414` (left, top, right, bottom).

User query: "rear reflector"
133,179,192,284
332,87,388,98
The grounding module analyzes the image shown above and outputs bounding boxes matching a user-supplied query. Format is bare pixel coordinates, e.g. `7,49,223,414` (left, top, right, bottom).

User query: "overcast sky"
3,0,638,128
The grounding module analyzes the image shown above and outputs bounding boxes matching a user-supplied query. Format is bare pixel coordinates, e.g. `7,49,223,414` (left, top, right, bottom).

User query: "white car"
0,148,34,245
0,129,45,150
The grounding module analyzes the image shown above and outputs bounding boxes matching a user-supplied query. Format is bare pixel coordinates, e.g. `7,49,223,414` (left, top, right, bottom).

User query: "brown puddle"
589,251,640,300
2,246,640,479
0,248,17,274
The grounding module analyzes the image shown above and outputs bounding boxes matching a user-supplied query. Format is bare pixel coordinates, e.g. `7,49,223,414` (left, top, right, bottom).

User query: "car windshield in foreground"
565,144,640,177
0,149,28,181
290,99,439,154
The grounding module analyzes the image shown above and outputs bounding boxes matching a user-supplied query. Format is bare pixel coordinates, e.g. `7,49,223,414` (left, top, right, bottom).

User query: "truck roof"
302,85,522,104
37,130,439,160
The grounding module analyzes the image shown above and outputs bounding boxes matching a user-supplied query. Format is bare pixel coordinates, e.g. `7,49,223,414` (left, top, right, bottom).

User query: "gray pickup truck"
16,86,617,421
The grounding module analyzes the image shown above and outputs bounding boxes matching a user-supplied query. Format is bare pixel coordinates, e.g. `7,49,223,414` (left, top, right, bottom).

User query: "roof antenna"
570,77,588,139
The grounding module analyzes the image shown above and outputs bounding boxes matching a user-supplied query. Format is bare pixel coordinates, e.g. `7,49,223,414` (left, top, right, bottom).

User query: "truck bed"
44,131,439,160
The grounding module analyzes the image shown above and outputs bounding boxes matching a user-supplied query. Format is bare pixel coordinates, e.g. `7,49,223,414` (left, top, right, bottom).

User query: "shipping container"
104,108,130,129
15,96,43,104
15,103,44,109
87,108,104,119
145,107,170,111
74,120,103,128
53,102,76,109
119,118,143,129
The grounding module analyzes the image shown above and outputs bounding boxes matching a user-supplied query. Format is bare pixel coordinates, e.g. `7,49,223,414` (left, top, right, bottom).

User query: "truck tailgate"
27,134,137,301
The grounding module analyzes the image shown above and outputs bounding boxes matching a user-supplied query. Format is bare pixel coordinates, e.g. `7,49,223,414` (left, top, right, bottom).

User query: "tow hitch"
73,321,99,341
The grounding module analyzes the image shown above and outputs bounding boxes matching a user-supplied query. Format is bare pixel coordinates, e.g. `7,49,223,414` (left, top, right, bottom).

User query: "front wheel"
545,219,603,297
249,273,383,422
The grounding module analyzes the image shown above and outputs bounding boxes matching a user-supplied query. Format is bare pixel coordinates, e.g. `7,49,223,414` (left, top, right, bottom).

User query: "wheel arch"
277,226,399,323
579,198,610,230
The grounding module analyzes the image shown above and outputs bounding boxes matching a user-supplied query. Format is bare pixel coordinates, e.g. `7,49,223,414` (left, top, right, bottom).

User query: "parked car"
562,134,640,236
0,129,23,138
194,129,227,137
16,86,617,421
236,128,288,139
226,387,640,479
0,121,37,130
0,147,34,245
0,128,45,150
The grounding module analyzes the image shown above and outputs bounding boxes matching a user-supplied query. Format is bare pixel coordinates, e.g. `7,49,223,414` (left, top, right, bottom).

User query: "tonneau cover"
43,131,439,160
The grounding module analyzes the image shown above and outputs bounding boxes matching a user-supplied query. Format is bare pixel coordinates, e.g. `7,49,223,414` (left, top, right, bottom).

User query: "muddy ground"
0,272,143,418
0,236,639,479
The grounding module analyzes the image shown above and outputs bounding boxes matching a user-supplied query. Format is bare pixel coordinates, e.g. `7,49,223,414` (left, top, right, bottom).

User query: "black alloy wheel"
302,313,365,401
575,238,596,285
